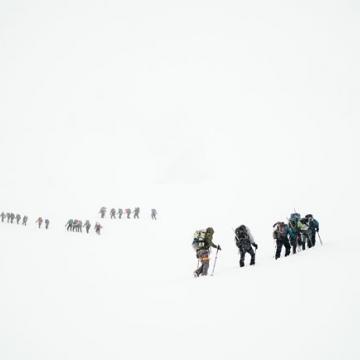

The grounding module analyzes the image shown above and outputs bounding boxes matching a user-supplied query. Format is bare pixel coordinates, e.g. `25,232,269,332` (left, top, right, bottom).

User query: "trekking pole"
211,248,219,276
317,232,323,246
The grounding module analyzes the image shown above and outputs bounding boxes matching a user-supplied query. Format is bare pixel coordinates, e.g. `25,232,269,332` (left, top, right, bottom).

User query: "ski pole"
211,248,219,276
317,232,323,246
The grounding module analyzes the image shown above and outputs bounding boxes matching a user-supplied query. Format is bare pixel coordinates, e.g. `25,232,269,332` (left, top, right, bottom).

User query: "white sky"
0,0,359,207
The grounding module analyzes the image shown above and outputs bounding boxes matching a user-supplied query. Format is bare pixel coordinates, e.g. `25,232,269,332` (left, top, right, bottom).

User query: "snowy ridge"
1,208,359,360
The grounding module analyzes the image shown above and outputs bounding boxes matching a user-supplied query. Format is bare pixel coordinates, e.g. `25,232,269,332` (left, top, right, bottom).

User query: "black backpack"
235,228,249,248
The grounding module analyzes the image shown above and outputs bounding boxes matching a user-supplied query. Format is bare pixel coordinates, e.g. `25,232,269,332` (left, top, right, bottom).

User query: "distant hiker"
109,208,116,219
99,207,107,218
125,208,131,219
1,212,6,222
83,220,91,234
66,219,74,231
118,208,123,219
36,217,43,228
6,212,11,223
151,208,157,220
298,218,312,249
193,227,221,277
133,207,140,219
94,222,102,235
45,219,50,229
78,220,83,232
10,213,15,224
288,213,302,253
273,222,291,259
73,219,81,232
15,214,21,224
235,225,258,267
22,216,28,226
305,214,319,247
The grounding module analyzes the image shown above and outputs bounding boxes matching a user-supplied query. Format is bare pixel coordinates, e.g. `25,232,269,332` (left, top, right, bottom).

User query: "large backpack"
235,227,249,248
273,222,288,239
192,230,207,251
290,213,301,222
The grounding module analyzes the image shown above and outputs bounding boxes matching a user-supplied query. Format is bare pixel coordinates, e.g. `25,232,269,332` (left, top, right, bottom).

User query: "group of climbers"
192,212,320,277
273,213,320,260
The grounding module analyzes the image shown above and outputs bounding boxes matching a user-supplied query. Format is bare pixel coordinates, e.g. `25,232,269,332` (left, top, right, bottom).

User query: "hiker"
273,222,291,259
35,217,43,228
305,214,319,247
235,225,258,267
193,227,221,277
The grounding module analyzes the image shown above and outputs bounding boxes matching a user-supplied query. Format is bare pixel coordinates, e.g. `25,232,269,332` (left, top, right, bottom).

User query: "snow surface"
1,1,360,359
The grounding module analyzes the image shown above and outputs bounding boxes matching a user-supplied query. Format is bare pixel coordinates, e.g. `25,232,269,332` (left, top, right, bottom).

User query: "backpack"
273,222,287,239
235,228,249,248
290,213,301,222
192,230,207,251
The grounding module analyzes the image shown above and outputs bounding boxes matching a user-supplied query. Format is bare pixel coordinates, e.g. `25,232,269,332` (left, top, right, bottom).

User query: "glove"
253,243,258,250
217,245,222,251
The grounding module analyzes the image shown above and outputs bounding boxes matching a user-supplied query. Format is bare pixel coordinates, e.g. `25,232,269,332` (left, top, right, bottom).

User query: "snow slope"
1,190,360,360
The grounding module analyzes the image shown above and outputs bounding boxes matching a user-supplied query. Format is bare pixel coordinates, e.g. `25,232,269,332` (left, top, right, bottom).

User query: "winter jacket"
308,219,319,233
201,230,218,250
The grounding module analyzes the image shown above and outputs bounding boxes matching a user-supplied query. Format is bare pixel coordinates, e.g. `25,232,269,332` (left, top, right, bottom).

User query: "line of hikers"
192,212,320,277
35,217,50,229
273,213,320,259
1,212,28,225
99,207,157,220
0,212,50,229
65,219,103,235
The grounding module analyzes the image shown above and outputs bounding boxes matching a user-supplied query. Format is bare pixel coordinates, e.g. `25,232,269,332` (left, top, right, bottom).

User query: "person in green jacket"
194,227,221,277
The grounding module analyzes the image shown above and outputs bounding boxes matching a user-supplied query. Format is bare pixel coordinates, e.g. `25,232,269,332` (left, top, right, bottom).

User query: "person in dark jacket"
22,216,28,226
194,227,221,277
273,222,291,259
110,208,116,219
83,220,91,234
305,214,319,247
288,218,301,254
133,207,140,219
235,225,258,267
15,214,21,224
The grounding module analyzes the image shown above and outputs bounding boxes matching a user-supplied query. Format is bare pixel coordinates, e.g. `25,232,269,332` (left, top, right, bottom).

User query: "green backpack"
192,230,206,250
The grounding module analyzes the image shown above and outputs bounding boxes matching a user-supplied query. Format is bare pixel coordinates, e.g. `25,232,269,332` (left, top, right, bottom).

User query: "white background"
0,1,359,359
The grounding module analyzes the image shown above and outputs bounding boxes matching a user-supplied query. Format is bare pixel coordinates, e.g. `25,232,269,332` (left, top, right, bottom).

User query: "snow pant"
290,234,301,254
151,214,156,220
134,213,139,219
195,249,210,276
239,246,255,267
275,238,291,259
110,214,116,219
301,232,313,249
85,226,90,233
310,231,316,247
